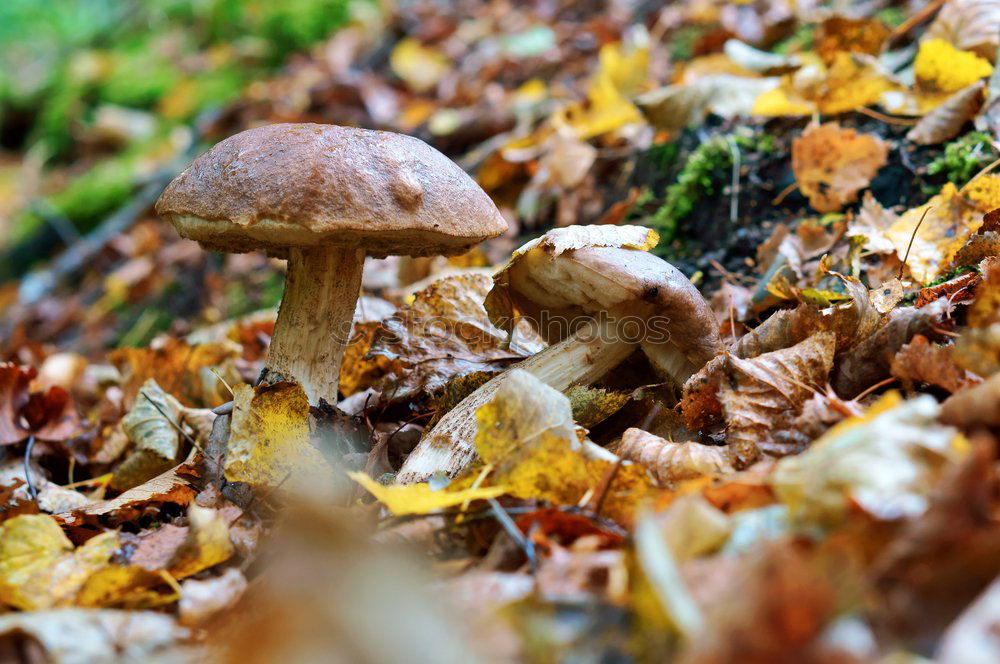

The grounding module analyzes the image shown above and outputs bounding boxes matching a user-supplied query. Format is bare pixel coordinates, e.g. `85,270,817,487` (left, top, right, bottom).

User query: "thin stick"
487,497,536,572
887,0,946,45
23,436,38,502
210,367,235,397
856,107,918,126
726,136,741,224
854,376,898,401
899,206,934,280
960,155,1000,194
590,459,622,518
772,181,798,206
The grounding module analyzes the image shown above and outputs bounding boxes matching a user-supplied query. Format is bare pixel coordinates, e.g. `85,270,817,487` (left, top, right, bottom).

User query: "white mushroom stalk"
398,225,723,483
266,247,365,403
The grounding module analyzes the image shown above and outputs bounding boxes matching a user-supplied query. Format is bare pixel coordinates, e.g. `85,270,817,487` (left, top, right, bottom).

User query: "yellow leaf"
169,505,234,578
0,515,118,610
915,38,993,94
389,38,452,93
884,180,996,283
224,382,333,491
472,370,655,524
594,40,649,97
348,472,505,516
751,86,815,116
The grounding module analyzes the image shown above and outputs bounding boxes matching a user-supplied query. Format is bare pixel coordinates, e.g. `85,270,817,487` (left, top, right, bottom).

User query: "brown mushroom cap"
155,123,508,258
486,226,722,369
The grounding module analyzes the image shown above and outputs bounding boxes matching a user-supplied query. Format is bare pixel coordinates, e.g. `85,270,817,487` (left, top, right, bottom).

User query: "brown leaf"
833,299,951,398
77,461,199,523
368,273,540,403
0,363,81,445
814,16,891,64
792,122,888,213
940,371,1000,428
619,428,733,486
720,332,837,466
869,436,1000,641
907,80,986,145
111,338,238,408
891,335,981,393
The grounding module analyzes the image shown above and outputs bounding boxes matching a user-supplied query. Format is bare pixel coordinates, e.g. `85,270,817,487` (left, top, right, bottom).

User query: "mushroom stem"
397,315,637,483
267,246,365,404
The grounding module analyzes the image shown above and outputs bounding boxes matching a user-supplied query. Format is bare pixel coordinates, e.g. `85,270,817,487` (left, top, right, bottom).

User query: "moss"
773,23,815,55
927,131,996,184
875,7,907,27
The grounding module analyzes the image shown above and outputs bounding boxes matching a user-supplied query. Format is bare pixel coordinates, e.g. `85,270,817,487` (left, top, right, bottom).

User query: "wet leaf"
792,123,888,213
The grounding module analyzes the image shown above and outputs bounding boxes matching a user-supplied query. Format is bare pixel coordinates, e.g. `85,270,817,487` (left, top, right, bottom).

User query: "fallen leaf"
915,38,994,95
112,379,184,490
637,75,780,133
389,38,451,93
471,370,655,524
907,81,986,145
792,123,888,213
847,192,899,254
368,273,539,404
884,178,1000,283
349,471,505,516
179,567,247,626
0,609,188,662
565,386,630,428
619,428,734,486
814,16,891,64
0,515,117,610
940,371,1000,427
772,392,966,526
111,339,238,408
937,575,1000,663
890,335,981,393
224,382,333,493
0,363,81,445
721,331,837,466
80,460,198,522
168,504,234,578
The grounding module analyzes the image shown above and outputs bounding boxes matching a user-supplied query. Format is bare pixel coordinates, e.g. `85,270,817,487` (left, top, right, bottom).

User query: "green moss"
773,23,815,55
927,131,996,184
646,136,734,242
875,7,907,28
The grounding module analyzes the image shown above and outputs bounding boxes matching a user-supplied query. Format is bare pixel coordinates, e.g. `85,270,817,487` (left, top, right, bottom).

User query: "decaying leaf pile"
4,0,1000,662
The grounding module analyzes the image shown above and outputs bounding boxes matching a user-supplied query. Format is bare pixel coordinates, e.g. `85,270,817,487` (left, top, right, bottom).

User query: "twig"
23,436,38,502
959,155,1000,194
772,181,799,206
887,0,946,45
488,497,536,572
589,459,622,518
856,107,918,126
899,206,934,280
854,377,898,401
726,135,741,224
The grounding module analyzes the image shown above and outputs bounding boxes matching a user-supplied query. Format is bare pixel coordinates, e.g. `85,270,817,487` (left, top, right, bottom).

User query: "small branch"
23,436,38,502
488,497,537,572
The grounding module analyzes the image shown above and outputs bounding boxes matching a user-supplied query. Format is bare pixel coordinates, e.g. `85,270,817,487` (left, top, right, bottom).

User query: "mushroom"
397,225,722,483
156,123,507,404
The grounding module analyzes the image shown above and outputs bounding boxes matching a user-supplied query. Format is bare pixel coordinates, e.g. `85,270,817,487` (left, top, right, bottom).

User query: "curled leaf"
619,428,733,486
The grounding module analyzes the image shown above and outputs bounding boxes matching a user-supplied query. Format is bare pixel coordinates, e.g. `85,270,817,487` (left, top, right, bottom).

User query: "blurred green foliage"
1,0,360,271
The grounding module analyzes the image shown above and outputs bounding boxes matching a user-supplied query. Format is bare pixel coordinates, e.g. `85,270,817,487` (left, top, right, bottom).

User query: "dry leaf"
349,472,505,516
926,0,1000,62
81,461,198,522
792,123,888,212
368,273,539,404
179,567,247,626
619,428,733,486
471,369,655,524
937,575,1000,663
224,382,333,493
0,515,118,610
636,75,780,133
884,178,1000,283
721,331,837,466
848,191,900,254
833,300,951,397
0,609,188,662
890,335,981,393
907,81,986,145
814,16,891,64
111,339,238,408
0,363,81,445
113,379,184,491
772,392,965,526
